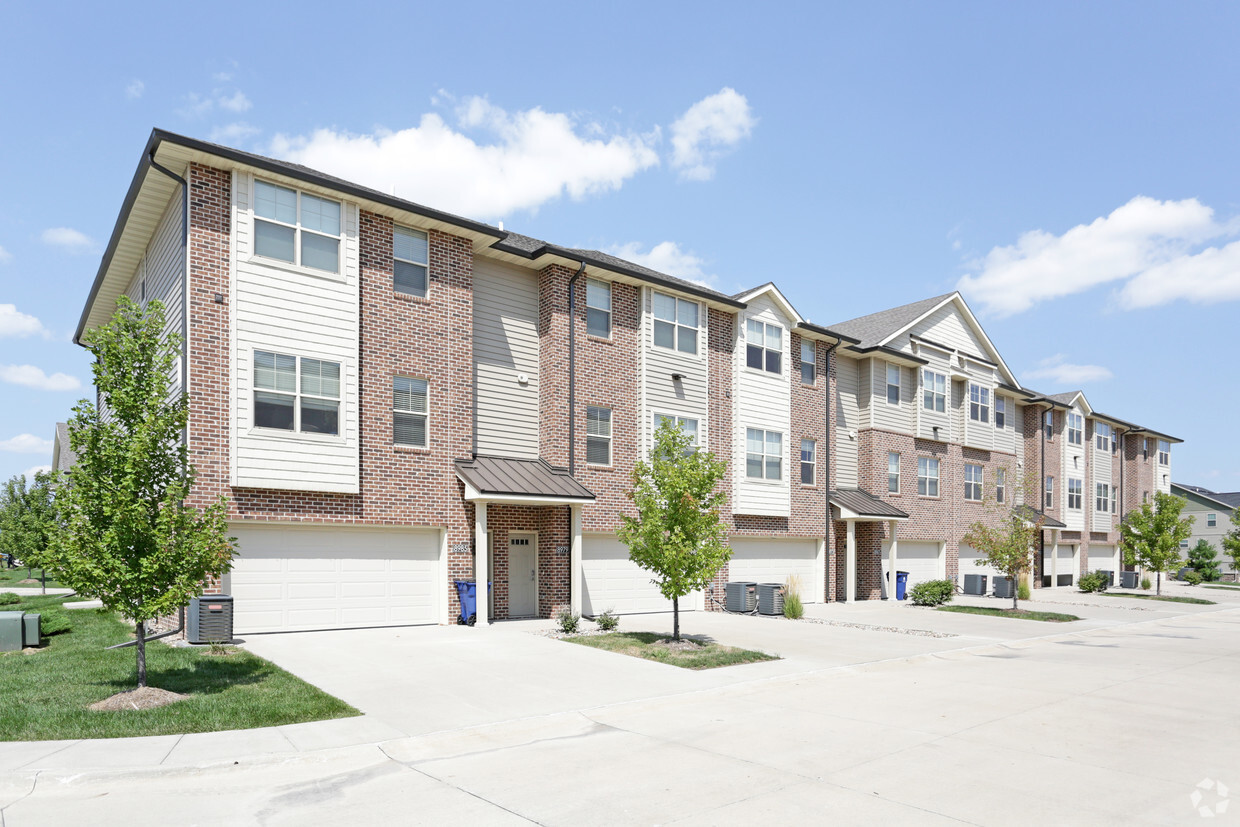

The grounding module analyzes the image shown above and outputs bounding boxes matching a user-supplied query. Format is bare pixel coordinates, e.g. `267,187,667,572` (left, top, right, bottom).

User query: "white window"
254,350,340,435
586,279,611,338
922,369,946,413
996,468,1007,504
1045,476,1054,509
995,396,1006,429
745,319,782,374
1045,410,1054,440
888,452,900,494
393,376,428,447
1096,483,1110,514
886,364,901,405
1068,478,1083,510
1095,422,1111,451
917,457,940,497
654,413,698,451
969,383,990,423
746,428,782,481
1067,413,1083,445
653,291,698,354
587,406,611,465
964,464,983,501
800,439,815,485
1208,513,1217,528
254,180,341,274
393,226,428,297
1158,440,1170,465
1142,438,1149,459
800,340,816,384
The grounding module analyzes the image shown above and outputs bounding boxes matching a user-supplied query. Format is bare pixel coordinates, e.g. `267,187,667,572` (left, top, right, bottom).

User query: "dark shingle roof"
1214,493,1240,509
1045,391,1082,406
1014,504,1066,529
454,456,594,501
829,293,956,349
829,488,909,519
54,422,77,472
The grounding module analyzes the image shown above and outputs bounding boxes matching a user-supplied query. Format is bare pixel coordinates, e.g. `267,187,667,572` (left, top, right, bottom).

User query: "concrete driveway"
3,590,1239,824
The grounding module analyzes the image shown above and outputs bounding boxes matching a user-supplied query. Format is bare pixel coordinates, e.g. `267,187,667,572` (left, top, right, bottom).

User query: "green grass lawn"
1202,584,1240,591
562,631,778,670
0,594,358,741
938,605,1081,622
0,567,61,589
1100,592,1215,605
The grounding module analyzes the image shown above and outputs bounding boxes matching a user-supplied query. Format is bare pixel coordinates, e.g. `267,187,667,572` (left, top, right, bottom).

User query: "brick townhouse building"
72,129,1180,633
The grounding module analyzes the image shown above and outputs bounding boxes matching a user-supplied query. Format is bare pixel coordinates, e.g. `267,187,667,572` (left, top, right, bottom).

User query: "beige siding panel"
870,361,913,434
1062,405,1086,531
993,394,1017,455
473,258,540,459
915,352,951,441
835,357,860,487
642,286,709,453
733,294,792,516
908,302,990,358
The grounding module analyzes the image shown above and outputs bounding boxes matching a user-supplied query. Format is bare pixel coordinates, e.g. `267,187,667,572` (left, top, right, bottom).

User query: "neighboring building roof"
52,422,77,473
1014,504,1067,529
454,455,595,501
1171,483,1239,512
1045,391,1082,406
829,293,956,349
829,488,909,519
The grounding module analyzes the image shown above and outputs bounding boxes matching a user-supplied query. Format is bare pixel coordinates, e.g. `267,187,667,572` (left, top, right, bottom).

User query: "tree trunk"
40,569,46,595
672,596,680,641
1156,570,1162,596
1012,578,1018,611
135,621,147,688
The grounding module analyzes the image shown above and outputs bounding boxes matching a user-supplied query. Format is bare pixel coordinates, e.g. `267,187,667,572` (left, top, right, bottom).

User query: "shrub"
909,579,954,607
1183,570,1203,586
782,575,804,619
556,609,580,634
1141,576,1152,590
1188,540,1222,582
38,610,70,637
1017,581,1031,601
595,610,619,631
0,592,20,606
1078,571,1109,593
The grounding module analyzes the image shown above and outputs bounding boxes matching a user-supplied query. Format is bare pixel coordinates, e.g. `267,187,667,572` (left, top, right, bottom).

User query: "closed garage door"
583,534,697,616
959,544,1005,592
728,538,819,601
228,525,442,633
883,541,942,594
1057,545,1078,587
1088,544,1116,575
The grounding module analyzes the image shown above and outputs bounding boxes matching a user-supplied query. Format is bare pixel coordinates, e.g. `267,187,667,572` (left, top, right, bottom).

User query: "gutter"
567,261,586,477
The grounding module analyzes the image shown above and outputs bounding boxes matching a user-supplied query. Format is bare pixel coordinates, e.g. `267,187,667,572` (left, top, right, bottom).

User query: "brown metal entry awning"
455,455,595,505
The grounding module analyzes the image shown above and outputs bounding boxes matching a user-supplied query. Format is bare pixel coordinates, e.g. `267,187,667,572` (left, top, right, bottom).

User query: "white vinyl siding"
871,361,914,433
733,294,792,516
1061,406,1087,530
1091,418,1114,531
121,187,186,403
642,287,708,456
834,356,860,487
473,257,540,458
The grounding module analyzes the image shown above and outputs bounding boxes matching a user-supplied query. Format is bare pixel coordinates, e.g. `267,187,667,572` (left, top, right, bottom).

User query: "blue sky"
1,2,1237,489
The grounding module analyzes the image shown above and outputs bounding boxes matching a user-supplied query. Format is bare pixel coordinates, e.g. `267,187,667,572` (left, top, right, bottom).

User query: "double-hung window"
653,291,698,354
1045,410,1054,440
254,180,341,274
746,428,782,481
1143,438,1149,460
964,464,983,501
254,351,340,435
800,439,815,485
886,364,901,405
1208,513,1217,527
922,369,946,413
745,319,782,374
1095,422,1111,451
1096,483,1110,513
1045,476,1055,509
1067,478,1083,510
995,396,1006,429
393,377,428,447
586,406,612,465
996,468,1007,504
586,279,611,338
1158,440,1170,465
654,414,698,453
969,383,990,423
800,340,816,384
917,457,940,497
393,226,429,297
888,452,900,493
1067,413,1083,445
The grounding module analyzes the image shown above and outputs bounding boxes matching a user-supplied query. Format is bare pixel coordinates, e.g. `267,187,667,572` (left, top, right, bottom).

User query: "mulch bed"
89,686,188,712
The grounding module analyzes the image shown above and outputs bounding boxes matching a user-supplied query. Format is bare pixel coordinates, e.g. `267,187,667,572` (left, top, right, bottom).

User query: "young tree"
963,506,1042,610
1120,492,1193,596
0,470,61,591
617,418,729,641
51,298,234,689
1223,509,1240,581
1187,539,1221,582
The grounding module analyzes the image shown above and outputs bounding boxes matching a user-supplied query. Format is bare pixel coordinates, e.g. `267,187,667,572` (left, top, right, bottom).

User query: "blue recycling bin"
454,580,492,626
896,571,910,601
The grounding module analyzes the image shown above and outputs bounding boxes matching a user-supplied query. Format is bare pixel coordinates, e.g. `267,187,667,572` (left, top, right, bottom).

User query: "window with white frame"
800,340,816,384
1045,476,1054,509
922,369,946,413
969,383,990,423
885,363,901,405
1111,429,1119,454
1067,478,1083,510
586,406,611,465
996,467,1007,504
800,439,815,485
393,376,428,447
1143,438,1149,459
1095,422,1111,451
393,226,428,297
653,291,698,354
1096,482,1110,513
746,428,782,480
586,279,611,338
888,452,900,494
964,463,983,501
995,395,1006,429
745,319,782,374
917,457,940,497
1045,410,1054,440
654,413,698,452
253,180,341,274
1067,413,1083,445
254,350,340,435
1158,440,1170,465
1208,513,1217,528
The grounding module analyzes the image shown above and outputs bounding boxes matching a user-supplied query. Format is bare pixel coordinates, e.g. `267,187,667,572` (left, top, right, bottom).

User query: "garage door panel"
728,539,818,601
959,544,1004,588
582,534,686,616
884,541,942,591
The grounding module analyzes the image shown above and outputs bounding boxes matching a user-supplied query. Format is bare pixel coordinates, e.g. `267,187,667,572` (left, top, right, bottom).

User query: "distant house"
1171,483,1239,578
51,422,77,473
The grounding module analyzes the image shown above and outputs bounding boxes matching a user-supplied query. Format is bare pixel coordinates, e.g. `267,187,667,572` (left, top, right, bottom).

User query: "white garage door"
959,544,1005,592
582,534,697,616
1057,545,1078,587
228,525,442,633
728,538,819,602
1088,544,1116,574
883,541,942,594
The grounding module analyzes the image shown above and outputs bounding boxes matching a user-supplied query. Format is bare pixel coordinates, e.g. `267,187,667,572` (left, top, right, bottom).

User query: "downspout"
823,340,839,601
1040,403,1048,587
567,261,586,476
147,150,189,421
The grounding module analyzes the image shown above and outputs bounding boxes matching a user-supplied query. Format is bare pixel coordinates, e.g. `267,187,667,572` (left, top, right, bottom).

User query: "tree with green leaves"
1187,539,1221,582
1120,492,1193,596
0,470,61,592
617,417,729,641
1222,509,1240,581
51,297,234,688
962,503,1042,610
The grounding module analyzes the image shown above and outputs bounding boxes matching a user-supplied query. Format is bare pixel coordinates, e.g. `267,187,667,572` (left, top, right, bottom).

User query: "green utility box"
23,613,39,647
0,611,41,651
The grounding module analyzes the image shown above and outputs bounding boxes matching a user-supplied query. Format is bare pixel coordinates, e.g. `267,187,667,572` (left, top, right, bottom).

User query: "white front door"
509,533,537,618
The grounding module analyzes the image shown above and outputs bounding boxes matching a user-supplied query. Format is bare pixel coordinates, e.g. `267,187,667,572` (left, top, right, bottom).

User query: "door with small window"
508,533,537,618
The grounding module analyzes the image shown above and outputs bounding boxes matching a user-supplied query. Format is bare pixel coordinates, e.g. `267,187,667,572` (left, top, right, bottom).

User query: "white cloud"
1023,354,1113,386
669,88,756,181
178,89,252,119
0,245,10,263
270,97,660,219
218,91,251,113
208,122,261,144
125,79,144,99
606,241,713,287
22,465,51,483
0,364,81,391
0,304,51,339
958,196,1240,316
0,434,53,454
40,227,95,254
1118,238,1240,309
